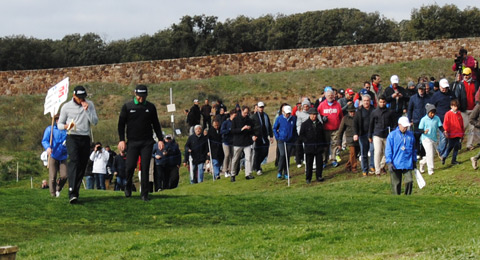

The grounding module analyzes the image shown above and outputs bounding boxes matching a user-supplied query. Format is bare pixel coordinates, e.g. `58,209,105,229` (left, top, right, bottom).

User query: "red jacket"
317,100,343,131
443,110,464,138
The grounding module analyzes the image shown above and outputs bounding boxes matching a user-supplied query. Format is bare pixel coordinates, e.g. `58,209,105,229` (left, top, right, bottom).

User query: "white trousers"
420,137,436,175
372,136,386,175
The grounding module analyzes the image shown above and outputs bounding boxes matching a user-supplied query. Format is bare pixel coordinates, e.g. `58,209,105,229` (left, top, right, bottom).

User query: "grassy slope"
1,149,480,259
2,58,479,259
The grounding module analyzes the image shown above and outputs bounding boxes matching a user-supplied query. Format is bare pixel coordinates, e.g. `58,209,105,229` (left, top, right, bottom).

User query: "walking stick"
207,139,214,181
284,142,291,187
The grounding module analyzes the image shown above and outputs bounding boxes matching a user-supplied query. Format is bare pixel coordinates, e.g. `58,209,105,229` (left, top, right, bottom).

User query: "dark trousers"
203,116,211,130
389,169,413,195
154,164,165,191
253,142,269,172
305,152,323,181
125,140,154,197
277,141,293,175
295,139,304,165
66,135,91,199
442,137,461,163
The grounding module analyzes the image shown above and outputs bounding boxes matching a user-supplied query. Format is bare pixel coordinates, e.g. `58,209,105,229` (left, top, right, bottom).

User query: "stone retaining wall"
1,37,479,96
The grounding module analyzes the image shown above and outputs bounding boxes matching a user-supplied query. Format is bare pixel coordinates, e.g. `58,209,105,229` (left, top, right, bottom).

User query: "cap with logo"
283,105,292,114
257,101,265,107
73,86,87,98
135,85,148,97
390,75,399,84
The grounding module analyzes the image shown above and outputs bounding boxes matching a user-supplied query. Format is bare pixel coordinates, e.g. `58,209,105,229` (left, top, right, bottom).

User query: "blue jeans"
437,131,447,156
94,173,106,190
86,176,95,189
359,135,374,173
212,159,221,178
190,163,204,184
115,176,126,191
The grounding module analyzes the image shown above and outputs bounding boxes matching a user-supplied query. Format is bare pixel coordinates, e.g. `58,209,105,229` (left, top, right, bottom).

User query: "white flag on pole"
44,77,69,117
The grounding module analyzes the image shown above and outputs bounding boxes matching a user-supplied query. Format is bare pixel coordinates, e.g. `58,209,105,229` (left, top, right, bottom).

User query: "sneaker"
323,164,327,169
362,172,368,177
332,161,339,167
419,160,425,173
428,171,434,175
230,176,236,182
451,161,461,165
277,173,282,179
306,179,311,184
284,174,289,180
55,191,60,198
215,176,221,180
256,170,263,176
316,177,325,182
246,175,255,180
441,157,446,165
297,164,302,168
69,196,78,204
141,195,150,202
225,172,231,178
369,167,375,174
471,157,478,170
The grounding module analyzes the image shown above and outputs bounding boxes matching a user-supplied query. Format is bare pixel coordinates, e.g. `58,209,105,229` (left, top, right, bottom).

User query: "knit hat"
425,103,436,114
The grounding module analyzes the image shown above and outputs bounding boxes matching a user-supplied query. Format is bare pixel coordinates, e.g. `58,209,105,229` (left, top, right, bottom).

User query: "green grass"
1,147,480,259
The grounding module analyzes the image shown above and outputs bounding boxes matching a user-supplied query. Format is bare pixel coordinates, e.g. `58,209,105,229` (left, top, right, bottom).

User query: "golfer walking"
58,86,98,204
118,85,164,201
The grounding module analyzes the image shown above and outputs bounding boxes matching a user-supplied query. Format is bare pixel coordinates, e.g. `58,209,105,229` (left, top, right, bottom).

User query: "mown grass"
1,146,480,259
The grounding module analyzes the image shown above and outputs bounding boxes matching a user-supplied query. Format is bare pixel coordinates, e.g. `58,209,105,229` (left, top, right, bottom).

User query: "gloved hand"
387,163,395,172
321,116,328,123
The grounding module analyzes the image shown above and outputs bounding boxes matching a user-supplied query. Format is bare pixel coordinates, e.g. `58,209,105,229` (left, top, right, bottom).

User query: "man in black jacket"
184,125,208,184
368,96,393,176
354,94,375,176
230,105,255,182
206,119,224,180
187,99,201,135
299,107,326,183
252,102,273,176
384,75,408,124
118,85,164,201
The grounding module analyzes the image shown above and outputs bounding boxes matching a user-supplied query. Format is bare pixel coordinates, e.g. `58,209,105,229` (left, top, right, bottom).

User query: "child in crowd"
336,104,359,172
418,104,443,175
441,99,464,165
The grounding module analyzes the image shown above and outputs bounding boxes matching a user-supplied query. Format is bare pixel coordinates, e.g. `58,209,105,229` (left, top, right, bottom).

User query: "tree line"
1,4,479,71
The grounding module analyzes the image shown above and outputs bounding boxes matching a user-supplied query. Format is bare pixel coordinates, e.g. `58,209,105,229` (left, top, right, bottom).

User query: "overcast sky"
1,1,474,42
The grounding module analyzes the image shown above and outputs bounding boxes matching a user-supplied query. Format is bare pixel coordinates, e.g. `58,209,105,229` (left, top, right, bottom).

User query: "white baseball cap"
257,102,265,107
283,105,292,114
439,78,449,88
390,75,399,84
398,116,410,127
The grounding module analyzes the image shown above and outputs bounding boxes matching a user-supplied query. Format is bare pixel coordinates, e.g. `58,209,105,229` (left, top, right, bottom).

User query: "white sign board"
167,104,176,112
44,77,69,117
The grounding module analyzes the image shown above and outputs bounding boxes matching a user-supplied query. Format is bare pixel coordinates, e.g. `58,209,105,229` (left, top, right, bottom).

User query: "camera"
454,54,463,73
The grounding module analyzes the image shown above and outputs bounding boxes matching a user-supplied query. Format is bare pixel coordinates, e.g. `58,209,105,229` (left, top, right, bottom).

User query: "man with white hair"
354,94,375,176
317,87,343,168
386,116,417,195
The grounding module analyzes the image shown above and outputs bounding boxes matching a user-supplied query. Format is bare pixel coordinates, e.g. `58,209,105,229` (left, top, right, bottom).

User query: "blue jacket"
273,115,297,143
153,140,181,167
385,127,417,170
220,119,233,145
407,93,431,125
41,124,67,161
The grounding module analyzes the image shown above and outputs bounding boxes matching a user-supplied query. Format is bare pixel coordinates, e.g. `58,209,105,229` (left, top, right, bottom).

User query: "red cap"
346,88,354,95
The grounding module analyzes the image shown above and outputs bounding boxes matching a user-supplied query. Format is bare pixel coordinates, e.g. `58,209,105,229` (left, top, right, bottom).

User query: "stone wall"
1,37,479,96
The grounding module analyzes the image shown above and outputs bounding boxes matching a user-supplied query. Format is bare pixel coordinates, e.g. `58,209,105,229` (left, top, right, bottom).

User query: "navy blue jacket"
431,90,455,122
407,93,431,125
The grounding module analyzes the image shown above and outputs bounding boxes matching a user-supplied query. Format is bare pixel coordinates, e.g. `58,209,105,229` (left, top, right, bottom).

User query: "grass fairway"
1,150,480,259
